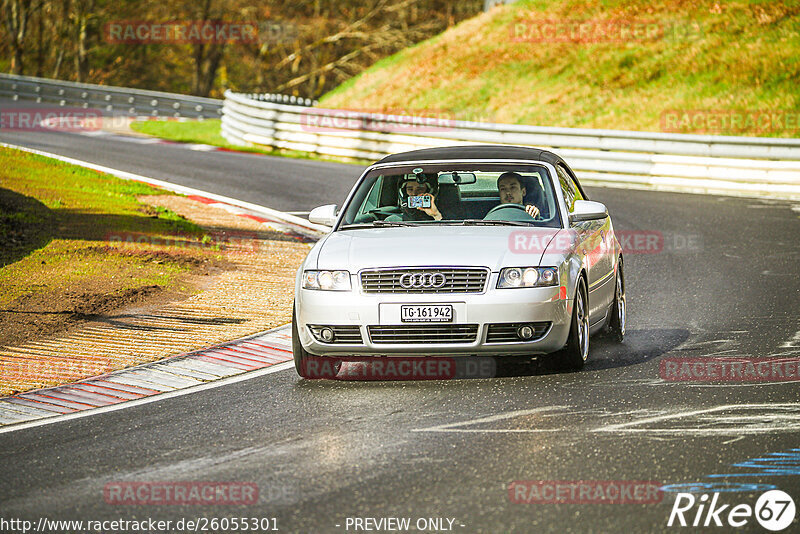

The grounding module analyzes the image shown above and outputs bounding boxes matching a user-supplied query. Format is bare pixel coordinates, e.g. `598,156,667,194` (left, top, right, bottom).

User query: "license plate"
401,304,453,323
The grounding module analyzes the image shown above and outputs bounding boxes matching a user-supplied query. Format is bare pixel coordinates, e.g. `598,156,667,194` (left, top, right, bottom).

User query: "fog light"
320,327,335,342
319,328,336,343
517,325,535,340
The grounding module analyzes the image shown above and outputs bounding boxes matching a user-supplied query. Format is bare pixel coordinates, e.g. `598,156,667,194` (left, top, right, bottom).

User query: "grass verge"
321,0,800,137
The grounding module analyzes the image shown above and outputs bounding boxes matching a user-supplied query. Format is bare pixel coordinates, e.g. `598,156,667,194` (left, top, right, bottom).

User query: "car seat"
522,176,550,219
436,183,464,219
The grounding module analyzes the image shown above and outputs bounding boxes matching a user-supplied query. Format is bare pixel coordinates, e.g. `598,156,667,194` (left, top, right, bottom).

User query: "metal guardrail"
0,73,223,119
221,90,800,200
240,92,317,107
0,74,317,119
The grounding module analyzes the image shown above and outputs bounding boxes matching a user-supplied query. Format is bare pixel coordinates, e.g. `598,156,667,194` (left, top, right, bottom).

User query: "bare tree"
51,0,72,79
2,0,43,74
71,0,96,82
252,0,476,98
189,0,225,96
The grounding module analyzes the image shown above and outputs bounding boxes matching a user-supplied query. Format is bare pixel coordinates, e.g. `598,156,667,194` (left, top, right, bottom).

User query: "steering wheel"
485,203,529,216
483,203,538,222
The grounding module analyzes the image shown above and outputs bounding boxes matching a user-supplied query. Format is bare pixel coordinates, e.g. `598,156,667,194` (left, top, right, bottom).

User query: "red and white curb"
0,325,294,432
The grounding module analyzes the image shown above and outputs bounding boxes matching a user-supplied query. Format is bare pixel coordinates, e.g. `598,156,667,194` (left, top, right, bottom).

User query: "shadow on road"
293,327,690,384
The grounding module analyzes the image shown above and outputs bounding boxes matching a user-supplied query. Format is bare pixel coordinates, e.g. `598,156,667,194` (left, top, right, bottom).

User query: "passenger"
497,171,541,218
390,174,446,221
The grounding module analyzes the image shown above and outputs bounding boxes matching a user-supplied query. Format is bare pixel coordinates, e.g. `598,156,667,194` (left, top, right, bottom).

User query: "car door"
557,163,614,324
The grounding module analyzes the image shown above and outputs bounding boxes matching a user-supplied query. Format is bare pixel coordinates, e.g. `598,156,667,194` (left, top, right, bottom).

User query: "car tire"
292,305,341,379
552,277,589,371
607,259,626,343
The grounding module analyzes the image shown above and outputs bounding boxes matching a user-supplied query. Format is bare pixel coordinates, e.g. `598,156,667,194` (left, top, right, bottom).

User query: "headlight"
497,267,559,288
303,270,352,291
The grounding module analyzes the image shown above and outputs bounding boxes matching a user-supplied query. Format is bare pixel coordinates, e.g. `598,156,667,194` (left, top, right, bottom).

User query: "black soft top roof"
374,145,563,166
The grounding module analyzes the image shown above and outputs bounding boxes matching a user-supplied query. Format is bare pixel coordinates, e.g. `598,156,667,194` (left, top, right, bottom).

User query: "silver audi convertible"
292,145,625,378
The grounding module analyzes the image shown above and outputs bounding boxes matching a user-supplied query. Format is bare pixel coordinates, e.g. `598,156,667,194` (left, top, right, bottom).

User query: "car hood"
310,226,561,272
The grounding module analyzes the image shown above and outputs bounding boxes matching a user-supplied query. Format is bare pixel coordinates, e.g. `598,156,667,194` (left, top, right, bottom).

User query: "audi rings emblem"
399,272,447,289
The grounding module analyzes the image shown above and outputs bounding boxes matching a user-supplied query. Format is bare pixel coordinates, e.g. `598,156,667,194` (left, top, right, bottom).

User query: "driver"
497,172,541,218
391,173,445,221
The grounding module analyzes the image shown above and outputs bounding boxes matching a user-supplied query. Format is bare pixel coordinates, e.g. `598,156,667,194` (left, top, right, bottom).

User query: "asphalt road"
1,103,800,533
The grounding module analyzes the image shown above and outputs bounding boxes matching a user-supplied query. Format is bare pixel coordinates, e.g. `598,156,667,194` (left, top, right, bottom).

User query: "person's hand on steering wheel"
525,204,540,218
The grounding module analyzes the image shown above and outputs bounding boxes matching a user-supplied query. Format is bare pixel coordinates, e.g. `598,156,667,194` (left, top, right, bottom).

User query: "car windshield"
339,163,562,229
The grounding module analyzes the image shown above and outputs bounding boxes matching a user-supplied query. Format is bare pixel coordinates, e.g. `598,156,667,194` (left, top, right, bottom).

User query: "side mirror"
569,200,608,223
308,204,338,226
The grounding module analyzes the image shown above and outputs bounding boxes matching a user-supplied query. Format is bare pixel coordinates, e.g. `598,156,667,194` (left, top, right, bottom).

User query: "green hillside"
320,0,799,137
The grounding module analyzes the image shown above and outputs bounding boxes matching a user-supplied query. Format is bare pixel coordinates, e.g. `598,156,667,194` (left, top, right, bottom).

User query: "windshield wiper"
371,220,418,227
339,223,377,229
458,219,534,227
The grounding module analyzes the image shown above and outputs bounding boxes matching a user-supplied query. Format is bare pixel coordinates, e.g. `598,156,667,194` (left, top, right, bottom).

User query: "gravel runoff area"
0,194,312,396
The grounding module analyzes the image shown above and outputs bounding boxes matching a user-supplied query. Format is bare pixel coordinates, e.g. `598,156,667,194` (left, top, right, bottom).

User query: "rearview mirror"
569,200,608,223
439,172,477,185
308,204,338,226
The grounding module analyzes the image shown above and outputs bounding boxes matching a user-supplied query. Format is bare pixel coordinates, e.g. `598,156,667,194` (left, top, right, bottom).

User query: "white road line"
781,330,800,349
593,403,800,435
0,141,330,238
680,339,734,348
681,382,800,388
0,362,293,435
613,427,800,435
722,436,746,445
186,144,217,151
411,406,569,433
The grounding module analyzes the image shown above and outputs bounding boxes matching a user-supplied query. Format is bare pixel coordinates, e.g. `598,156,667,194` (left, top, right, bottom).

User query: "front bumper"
295,277,572,357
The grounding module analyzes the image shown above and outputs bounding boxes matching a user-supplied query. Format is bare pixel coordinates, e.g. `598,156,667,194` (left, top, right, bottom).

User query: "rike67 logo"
668,490,796,531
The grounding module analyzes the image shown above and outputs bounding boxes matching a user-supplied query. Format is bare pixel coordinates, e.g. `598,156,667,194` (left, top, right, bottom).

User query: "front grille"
308,325,363,344
485,322,551,343
368,324,479,344
360,268,488,294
